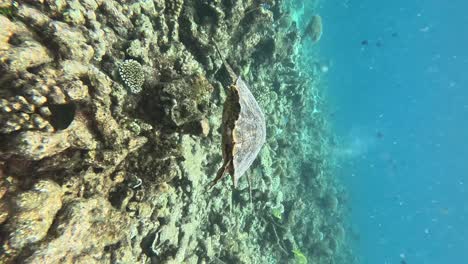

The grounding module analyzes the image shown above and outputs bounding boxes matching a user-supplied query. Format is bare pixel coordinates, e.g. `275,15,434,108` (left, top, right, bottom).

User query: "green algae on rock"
293,248,309,264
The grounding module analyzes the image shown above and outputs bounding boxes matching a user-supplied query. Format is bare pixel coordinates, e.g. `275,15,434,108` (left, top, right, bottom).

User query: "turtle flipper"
208,159,232,189
212,39,238,83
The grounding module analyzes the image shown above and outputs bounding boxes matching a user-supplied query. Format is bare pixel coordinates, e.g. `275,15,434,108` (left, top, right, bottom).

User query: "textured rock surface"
25,197,130,264
0,0,354,263
2,180,63,254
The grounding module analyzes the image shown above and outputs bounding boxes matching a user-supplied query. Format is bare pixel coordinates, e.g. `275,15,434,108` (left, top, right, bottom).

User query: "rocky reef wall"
0,0,353,263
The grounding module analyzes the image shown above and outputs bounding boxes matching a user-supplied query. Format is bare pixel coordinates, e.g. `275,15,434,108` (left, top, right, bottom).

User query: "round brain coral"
118,59,145,94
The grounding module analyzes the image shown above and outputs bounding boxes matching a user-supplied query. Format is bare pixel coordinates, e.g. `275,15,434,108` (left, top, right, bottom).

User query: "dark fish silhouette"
361,40,368,45
376,131,384,139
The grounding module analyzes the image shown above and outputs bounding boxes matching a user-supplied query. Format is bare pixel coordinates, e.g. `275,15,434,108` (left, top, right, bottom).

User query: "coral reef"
0,0,354,263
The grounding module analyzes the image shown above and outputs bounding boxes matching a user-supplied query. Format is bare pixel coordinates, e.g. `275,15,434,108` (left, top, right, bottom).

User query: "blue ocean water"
299,0,468,263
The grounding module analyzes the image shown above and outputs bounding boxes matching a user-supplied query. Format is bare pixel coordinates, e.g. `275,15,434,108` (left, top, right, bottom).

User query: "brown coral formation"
0,0,353,263
2,180,63,254
303,14,323,43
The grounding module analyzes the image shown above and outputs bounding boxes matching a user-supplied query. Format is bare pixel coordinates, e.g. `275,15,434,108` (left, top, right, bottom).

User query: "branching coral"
118,59,145,94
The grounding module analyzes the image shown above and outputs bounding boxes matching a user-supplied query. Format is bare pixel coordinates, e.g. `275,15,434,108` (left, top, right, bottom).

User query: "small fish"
420,26,430,32
376,131,384,139
361,40,368,45
400,253,407,264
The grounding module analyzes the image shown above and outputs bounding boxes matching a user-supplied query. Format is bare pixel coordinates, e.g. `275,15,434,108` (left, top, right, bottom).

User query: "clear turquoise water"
298,0,468,263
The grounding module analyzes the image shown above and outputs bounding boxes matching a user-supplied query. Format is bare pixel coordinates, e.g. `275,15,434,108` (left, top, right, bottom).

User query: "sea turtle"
210,44,266,188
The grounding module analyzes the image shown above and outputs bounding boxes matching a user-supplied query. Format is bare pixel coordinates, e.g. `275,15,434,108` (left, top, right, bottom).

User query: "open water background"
298,0,468,263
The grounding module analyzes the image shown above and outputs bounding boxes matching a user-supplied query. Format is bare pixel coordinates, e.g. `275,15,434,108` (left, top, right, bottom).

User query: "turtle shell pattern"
230,77,266,187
